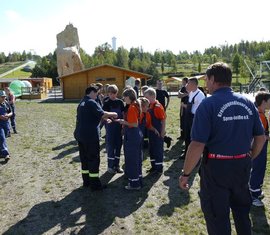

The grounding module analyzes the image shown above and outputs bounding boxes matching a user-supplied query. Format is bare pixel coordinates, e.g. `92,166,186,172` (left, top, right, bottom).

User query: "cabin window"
96,77,116,82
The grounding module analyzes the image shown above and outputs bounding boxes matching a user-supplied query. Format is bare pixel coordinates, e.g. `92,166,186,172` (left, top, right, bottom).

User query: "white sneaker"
252,198,264,207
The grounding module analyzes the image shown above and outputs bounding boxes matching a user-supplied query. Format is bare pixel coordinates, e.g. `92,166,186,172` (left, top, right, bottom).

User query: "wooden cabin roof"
59,64,153,80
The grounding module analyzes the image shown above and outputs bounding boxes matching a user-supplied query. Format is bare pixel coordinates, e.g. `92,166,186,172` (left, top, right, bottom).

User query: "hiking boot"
252,198,264,207
124,184,141,191
107,167,116,174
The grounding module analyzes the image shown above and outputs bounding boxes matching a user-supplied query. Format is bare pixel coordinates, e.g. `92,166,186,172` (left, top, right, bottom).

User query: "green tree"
198,62,202,73
116,47,129,68
232,53,241,83
79,48,92,68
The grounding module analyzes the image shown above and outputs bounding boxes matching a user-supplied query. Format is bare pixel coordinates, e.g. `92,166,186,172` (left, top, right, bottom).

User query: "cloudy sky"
0,0,269,56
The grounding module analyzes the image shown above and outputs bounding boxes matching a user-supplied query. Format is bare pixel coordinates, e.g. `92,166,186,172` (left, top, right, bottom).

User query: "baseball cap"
0,90,6,97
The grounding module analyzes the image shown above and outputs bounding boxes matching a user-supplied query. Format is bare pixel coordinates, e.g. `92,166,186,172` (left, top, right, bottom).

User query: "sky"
0,0,270,56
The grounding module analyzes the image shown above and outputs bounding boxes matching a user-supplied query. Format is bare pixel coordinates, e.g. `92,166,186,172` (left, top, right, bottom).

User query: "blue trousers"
106,124,122,169
0,127,9,157
199,157,252,235
148,131,164,171
124,127,143,187
10,104,16,130
249,140,268,199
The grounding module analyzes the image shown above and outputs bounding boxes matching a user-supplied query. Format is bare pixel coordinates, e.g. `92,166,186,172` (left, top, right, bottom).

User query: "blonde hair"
144,87,156,98
123,87,141,114
139,97,150,108
107,84,118,94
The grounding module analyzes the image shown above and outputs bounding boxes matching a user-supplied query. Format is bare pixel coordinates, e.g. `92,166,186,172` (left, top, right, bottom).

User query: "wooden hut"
59,64,152,99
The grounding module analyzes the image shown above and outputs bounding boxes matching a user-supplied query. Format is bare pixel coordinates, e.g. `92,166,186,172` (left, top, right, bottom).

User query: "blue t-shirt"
191,87,264,155
75,96,104,142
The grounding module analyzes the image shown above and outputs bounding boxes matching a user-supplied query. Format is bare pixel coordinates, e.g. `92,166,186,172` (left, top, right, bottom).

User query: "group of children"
0,87,17,163
100,83,166,190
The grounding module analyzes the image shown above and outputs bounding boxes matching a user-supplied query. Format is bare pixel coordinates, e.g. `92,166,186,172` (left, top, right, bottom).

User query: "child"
0,90,13,162
144,88,166,174
249,91,270,206
102,85,125,174
139,97,159,149
116,88,143,190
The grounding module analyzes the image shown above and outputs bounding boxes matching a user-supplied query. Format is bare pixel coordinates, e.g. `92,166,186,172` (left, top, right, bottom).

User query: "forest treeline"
1,40,270,85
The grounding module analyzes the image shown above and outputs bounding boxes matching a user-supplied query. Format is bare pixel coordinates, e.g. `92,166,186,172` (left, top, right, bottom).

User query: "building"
59,64,152,99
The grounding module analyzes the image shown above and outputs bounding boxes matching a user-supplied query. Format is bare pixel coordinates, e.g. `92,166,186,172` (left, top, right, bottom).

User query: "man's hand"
179,175,190,190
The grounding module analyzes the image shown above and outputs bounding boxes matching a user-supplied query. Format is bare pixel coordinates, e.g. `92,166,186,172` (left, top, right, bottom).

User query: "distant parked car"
22,65,32,72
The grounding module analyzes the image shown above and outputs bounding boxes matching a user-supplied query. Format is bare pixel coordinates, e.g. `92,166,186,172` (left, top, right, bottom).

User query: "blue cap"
0,90,6,97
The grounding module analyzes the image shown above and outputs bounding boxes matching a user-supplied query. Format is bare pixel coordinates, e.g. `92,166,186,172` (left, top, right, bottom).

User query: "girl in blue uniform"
116,88,143,190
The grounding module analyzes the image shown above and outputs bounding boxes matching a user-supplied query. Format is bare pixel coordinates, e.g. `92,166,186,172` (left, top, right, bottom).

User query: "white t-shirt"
188,88,205,114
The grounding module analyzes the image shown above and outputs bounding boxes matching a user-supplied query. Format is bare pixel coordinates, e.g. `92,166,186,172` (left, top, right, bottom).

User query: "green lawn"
0,97,269,234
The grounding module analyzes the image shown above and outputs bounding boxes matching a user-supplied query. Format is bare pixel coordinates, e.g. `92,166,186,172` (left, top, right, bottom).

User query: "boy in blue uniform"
249,91,270,207
144,88,166,174
74,86,117,191
179,62,265,235
102,85,125,174
0,91,12,162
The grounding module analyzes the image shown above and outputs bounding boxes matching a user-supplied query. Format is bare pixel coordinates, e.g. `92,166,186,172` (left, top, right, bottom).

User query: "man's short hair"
188,77,198,86
206,62,232,86
255,91,270,107
135,79,141,85
85,85,98,95
107,84,118,94
144,87,156,98
182,77,188,83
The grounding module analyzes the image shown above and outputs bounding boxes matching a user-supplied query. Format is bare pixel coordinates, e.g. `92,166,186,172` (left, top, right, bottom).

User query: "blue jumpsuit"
74,96,104,189
148,104,164,172
0,101,11,158
191,87,264,235
103,99,124,170
249,112,269,199
123,105,143,188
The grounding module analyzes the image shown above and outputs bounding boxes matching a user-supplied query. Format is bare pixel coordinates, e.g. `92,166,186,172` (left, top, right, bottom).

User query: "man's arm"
250,135,266,159
179,141,205,190
165,91,170,109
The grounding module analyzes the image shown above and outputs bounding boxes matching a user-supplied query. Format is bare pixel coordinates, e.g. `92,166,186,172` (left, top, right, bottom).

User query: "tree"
232,53,241,83
116,47,129,68
198,62,202,73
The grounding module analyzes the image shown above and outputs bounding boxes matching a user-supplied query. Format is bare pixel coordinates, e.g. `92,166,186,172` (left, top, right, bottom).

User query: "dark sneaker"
147,167,156,173
13,130,18,134
125,184,141,191
164,136,172,148
115,167,124,174
4,155,10,162
107,167,116,174
252,198,264,207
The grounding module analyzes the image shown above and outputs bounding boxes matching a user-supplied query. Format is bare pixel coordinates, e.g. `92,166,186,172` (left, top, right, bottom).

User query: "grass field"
0,97,269,234
2,68,31,79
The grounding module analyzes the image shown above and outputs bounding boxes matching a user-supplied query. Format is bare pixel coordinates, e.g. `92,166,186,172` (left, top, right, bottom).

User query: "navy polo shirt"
75,96,104,142
191,87,264,155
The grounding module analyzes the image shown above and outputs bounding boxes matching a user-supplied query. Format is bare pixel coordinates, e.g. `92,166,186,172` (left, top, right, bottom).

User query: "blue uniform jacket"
191,87,264,155
75,96,104,143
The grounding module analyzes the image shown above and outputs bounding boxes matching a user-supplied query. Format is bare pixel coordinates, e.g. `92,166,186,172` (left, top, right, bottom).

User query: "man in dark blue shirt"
179,62,265,235
74,86,117,191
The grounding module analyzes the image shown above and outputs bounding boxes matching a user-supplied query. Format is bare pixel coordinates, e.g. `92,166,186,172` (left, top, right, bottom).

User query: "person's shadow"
250,206,270,234
3,171,161,235
157,139,198,216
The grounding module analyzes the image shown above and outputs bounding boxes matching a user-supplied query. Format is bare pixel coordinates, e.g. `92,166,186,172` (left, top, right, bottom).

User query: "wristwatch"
181,169,190,177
